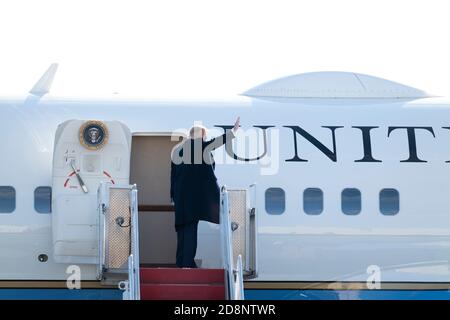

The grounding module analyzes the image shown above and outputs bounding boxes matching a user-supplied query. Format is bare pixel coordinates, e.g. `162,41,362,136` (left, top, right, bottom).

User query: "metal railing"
247,184,258,279
98,182,140,300
129,186,140,300
233,255,245,300
220,186,234,299
226,186,258,279
220,185,244,300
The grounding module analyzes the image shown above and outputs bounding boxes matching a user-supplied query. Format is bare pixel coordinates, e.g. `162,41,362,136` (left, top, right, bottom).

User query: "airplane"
0,63,449,300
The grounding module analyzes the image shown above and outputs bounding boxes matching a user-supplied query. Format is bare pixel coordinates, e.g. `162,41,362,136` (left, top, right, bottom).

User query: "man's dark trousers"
175,221,199,268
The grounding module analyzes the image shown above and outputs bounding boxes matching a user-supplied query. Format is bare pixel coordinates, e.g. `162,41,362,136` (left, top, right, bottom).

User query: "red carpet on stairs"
140,268,226,300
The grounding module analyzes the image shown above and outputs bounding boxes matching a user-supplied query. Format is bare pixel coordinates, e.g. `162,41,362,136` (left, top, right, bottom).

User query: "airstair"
139,268,226,300
51,119,257,300
97,183,257,300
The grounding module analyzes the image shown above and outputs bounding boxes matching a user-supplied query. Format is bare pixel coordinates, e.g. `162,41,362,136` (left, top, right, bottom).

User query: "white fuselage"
1,95,450,282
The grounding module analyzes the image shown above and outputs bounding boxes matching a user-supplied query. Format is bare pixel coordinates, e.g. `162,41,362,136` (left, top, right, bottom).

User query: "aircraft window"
0,186,15,213
35,187,52,214
341,188,361,215
265,187,285,215
379,188,399,215
303,188,323,215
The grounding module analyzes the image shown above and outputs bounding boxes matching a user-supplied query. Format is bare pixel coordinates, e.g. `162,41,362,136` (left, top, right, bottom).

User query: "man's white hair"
189,125,207,139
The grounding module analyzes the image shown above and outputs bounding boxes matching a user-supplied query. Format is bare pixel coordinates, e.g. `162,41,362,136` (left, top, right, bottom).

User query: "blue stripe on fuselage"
0,288,122,300
1,288,450,300
244,289,450,300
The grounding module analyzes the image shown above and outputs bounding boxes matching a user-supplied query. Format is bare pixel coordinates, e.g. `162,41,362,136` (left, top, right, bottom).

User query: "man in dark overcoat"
170,117,240,268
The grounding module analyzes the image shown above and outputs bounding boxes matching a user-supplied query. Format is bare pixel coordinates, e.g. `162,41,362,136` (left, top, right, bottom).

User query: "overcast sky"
0,0,449,98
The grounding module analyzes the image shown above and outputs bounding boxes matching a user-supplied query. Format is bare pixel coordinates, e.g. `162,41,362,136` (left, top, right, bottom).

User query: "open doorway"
130,134,183,267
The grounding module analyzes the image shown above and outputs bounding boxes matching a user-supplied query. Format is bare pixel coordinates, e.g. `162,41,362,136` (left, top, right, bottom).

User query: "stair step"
140,268,225,284
140,283,226,300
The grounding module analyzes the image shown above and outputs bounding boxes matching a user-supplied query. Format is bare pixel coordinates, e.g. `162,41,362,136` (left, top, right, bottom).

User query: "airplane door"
51,120,132,264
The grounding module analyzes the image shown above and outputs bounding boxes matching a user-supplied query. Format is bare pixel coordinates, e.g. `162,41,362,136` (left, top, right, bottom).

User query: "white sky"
0,0,449,98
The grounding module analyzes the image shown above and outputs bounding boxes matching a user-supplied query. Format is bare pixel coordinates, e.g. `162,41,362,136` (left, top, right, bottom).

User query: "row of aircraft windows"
1,185,400,216
0,186,51,214
265,187,400,216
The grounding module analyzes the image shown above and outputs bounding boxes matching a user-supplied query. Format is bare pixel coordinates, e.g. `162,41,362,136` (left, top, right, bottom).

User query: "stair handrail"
97,181,108,280
220,186,234,299
220,185,245,300
129,185,140,300
98,182,140,300
233,254,245,300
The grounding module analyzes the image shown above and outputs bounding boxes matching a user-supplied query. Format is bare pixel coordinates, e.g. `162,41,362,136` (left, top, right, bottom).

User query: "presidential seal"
79,120,109,150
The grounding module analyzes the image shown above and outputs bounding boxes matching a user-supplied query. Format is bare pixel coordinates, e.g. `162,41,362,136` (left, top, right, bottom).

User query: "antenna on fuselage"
29,63,58,97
